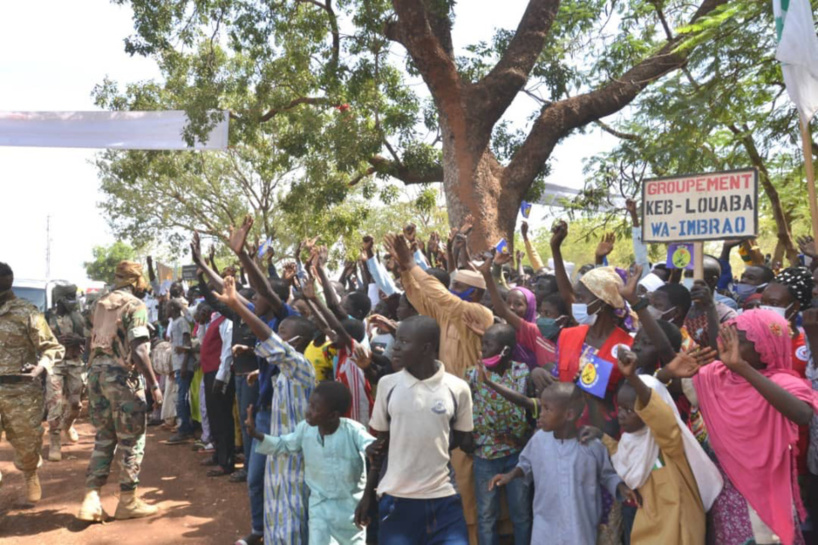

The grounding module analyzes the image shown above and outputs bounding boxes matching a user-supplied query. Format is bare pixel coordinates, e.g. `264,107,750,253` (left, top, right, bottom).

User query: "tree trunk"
440,119,521,253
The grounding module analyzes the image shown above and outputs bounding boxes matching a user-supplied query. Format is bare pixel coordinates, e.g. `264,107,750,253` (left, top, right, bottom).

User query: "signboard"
181,264,199,281
666,243,695,270
641,169,758,243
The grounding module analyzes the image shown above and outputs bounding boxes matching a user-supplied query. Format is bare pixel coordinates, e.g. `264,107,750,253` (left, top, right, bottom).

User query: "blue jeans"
174,370,193,435
473,453,532,545
378,494,468,545
248,408,271,535
234,375,259,464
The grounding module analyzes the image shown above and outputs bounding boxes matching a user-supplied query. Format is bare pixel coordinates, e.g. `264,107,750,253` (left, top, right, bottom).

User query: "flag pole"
800,117,818,243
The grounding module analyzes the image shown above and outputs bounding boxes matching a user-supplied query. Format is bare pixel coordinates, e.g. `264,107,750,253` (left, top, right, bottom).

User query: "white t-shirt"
370,363,473,499
169,316,192,372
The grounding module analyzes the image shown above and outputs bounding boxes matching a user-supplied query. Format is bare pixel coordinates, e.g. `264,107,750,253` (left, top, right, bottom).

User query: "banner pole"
693,242,704,281
800,117,818,243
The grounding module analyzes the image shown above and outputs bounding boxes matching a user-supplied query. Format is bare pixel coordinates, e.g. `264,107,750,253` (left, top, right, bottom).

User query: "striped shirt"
255,332,316,544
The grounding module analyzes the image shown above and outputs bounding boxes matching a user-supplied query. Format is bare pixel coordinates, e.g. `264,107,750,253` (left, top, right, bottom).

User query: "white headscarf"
611,375,723,511
638,272,665,293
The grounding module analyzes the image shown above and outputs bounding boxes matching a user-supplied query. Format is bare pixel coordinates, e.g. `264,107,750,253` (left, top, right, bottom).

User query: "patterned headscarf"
773,266,813,309
114,261,148,292
579,267,625,309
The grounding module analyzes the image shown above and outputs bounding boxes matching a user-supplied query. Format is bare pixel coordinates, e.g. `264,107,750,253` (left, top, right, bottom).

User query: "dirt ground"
0,420,250,544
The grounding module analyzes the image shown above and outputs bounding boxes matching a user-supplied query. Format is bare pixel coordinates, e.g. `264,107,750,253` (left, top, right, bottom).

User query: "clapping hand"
595,232,616,259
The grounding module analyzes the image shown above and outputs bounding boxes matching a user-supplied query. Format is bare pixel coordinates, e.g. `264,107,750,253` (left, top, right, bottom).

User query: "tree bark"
387,0,730,253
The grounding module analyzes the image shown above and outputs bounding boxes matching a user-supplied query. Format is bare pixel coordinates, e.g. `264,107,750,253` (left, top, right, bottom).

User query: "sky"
0,0,615,285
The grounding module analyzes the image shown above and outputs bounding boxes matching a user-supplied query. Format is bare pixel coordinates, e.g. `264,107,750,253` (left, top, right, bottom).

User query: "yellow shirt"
603,391,706,545
305,340,333,383
401,266,493,378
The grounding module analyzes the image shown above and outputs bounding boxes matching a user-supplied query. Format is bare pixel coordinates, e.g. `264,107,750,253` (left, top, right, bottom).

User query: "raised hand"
515,249,525,266
521,221,529,240
282,262,297,284
191,231,203,264
459,214,475,236
625,199,637,217
208,243,217,263
317,245,329,267
228,214,254,255
550,220,568,249
595,232,616,259
717,324,749,372
476,251,494,276
384,233,415,270
403,223,417,242
302,274,317,300
362,235,375,259
213,275,240,308
618,264,643,306
689,281,714,308
798,236,818,259
617,347,639,377
664,346,717,378
494,251,513,266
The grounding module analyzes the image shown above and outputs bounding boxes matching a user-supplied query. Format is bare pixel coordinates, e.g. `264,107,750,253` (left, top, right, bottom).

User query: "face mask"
647,305,676,321
283,335,302,346
734,282,760,302
682,278,694,290
482,347,509,369
572,301,598,325
760,304,792,320
536,317,563,341
451,287,476,301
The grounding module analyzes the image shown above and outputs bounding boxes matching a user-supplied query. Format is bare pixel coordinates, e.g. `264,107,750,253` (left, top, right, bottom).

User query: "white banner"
0,110,229,150
641,169,758,243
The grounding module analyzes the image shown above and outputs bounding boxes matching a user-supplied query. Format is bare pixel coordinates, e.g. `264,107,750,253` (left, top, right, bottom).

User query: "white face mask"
648,305,676,321
760,304,792,320
572,302,598,325
682,278,694,290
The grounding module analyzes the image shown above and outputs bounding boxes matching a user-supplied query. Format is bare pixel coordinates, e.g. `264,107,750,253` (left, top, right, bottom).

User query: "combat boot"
115,488,159,520
23,471,41,503
63,425,79,444
77,488,106,522
48,433,62,462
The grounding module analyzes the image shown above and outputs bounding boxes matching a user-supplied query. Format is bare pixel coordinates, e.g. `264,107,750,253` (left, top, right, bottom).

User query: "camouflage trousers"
46,360,86,434
0,380,44,472
85,362,147,491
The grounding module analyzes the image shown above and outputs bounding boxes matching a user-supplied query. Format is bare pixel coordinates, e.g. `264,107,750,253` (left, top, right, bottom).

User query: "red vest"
201,314,227,374
557,325,633,395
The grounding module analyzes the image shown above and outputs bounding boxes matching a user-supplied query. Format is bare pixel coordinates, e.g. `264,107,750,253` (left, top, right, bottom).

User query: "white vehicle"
12,279,73,313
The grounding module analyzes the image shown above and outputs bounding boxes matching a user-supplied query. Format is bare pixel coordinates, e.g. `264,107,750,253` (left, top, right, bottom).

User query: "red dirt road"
0,421,250,544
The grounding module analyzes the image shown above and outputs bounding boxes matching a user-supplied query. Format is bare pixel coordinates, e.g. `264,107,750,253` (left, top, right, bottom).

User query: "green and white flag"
774,0,818,122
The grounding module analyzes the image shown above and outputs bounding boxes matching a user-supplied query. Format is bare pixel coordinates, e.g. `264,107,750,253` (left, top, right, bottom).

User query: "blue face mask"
451,287,476,301
734,282,762,303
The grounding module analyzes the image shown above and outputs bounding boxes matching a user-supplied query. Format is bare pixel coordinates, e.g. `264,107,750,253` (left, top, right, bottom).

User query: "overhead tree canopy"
101,0,741,250
573,0,814,264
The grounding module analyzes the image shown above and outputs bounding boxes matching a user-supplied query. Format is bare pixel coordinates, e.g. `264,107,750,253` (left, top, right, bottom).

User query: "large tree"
572,0,814,264
102,0,734,249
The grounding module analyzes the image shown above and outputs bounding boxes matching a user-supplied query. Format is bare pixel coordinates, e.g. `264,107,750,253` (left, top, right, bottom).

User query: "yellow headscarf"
579,267,625,309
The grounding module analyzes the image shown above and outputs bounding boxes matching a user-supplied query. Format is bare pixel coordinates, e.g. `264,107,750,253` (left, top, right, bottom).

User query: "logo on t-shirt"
796,346,810,362
431,400,447,415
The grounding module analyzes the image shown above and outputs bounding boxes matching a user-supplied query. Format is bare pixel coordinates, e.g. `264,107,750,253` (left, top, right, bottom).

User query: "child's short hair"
282,316,319,343
343,292,372,320
341,318,366,343
485,323,516,349
269,279,291,303
314,381,352,415
543,382,586,416
656,319,683,352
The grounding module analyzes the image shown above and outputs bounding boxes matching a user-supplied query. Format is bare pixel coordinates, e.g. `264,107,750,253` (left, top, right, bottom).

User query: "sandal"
207,468,233,477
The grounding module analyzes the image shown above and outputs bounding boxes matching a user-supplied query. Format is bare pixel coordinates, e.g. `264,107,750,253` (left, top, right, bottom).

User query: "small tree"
84,241,137,284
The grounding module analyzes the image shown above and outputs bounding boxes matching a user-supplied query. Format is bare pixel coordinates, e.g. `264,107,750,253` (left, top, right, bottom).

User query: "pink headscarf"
693,309,818,544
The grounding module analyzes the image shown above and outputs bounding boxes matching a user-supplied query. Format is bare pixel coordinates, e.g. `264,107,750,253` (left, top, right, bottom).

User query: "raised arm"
549,220,575,306
718,324,814,426
303,272,353,350
213,276,273,342
619,265,675,365
315,259,347,322
227,215,286,319
477,253,522,329
626,200,649,279
521,222,545,272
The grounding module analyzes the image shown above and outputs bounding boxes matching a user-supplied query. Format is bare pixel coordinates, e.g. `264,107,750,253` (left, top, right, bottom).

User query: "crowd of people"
3,197,818,545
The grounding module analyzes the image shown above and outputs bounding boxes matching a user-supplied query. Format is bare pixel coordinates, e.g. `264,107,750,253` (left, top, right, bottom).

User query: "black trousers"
203,370,235,472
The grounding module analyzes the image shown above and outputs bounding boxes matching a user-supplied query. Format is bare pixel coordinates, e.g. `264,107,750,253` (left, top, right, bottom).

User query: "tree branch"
368,154,443,184
296,0,340,71
472,0,560,132
257,96,335,122
505,0,730,189
594,119,642,142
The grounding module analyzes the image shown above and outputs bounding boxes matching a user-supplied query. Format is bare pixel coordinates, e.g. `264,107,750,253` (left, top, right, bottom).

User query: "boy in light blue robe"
248,381,375,545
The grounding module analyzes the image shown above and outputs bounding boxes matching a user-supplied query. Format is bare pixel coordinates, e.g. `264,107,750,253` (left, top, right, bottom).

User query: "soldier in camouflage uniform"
77,261,164,522
45,283,88,461
0,262,64,503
